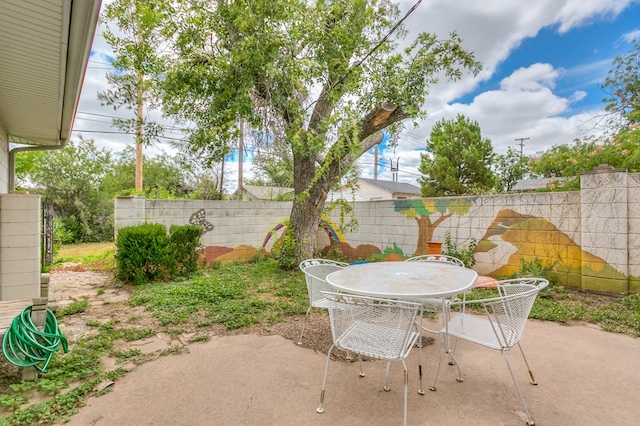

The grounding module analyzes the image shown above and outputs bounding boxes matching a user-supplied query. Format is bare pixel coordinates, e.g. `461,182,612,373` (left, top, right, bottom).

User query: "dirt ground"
2,267,427,396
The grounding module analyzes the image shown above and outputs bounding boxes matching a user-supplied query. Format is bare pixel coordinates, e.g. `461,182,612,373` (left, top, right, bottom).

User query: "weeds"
55,297,90,317
442,231,477,268
467,259,640,337
129,258,307,330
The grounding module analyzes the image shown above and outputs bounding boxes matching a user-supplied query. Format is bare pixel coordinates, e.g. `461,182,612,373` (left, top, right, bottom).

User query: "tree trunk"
290,190,327,262
287,103,409,266
415,216,435,255
415,212,452,254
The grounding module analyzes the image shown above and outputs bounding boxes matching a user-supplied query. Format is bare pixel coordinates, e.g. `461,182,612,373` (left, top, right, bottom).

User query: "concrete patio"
65,318,640,425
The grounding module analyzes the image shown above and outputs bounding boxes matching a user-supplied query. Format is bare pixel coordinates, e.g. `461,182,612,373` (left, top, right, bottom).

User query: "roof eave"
59,0,102,145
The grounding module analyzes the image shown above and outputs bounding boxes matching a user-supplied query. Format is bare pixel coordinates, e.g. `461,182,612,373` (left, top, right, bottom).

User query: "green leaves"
419,114,495,196
601,39,640,128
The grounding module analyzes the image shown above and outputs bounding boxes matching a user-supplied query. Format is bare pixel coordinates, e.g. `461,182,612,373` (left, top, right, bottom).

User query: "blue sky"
356,0,640,186
76,0,640,190
469,2,640,114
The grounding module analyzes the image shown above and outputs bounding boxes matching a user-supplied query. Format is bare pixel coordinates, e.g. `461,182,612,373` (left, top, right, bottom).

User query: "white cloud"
622,28,640,42
75,0,637,191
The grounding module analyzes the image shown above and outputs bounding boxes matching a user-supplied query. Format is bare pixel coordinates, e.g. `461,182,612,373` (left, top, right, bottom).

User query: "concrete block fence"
114,165,639,294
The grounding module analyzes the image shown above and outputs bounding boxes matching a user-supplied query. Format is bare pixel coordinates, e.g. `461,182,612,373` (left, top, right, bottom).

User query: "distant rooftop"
512,177,565,191
360,178,421,195
238,185,293,200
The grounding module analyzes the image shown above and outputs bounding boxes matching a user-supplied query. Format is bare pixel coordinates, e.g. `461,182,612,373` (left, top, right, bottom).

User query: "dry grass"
56,242,114,259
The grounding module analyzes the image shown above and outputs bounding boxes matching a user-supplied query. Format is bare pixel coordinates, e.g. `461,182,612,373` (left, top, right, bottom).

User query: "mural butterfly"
189,208,215,235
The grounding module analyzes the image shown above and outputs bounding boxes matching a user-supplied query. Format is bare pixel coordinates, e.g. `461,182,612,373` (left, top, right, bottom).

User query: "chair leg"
297,306,313,345
384,361,392,391
417,336,425,395
430,331,463,390
357,354,365,377
501,350,536,426
430,332,443,391
446,346,463,382
516,342,538,385
402,360,409,426
317,344,335,414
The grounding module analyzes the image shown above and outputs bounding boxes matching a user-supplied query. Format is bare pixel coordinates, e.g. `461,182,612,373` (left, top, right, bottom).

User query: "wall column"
580,165,628,293
0,194,41,300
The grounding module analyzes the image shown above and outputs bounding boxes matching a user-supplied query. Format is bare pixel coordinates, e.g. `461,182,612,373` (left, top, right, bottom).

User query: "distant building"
512,176,565,192
336,178,422,201
234,185,294,201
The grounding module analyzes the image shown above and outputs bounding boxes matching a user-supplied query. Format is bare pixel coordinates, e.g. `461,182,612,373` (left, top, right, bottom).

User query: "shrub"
271,221,302,270
115,223,203,284
115,223,170,284
168,225,203,275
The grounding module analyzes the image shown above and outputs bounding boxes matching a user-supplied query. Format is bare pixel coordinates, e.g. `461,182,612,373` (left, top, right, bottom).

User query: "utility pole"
515,137,529,158
238,119,244,198
374,145,378,180
135,33,144,192
390,158,399,196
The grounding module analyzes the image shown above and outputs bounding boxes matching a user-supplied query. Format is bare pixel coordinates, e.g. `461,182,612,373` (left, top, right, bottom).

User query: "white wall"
0,194,41,300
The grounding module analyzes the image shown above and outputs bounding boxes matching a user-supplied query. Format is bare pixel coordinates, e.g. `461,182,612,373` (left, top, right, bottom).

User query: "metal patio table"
326,261,478,300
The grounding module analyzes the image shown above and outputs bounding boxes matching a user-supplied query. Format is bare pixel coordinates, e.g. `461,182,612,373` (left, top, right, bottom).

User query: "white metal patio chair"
316,291,423,426
430,278,549,426
298,259,349,345
404,254,465,334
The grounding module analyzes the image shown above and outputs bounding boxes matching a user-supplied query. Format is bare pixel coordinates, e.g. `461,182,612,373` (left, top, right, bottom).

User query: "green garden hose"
2,306,68,373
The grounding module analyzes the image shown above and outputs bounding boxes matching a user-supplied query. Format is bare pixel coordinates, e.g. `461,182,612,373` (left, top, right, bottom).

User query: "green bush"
115,223,203,284
115,223,170,284
168,225,203,275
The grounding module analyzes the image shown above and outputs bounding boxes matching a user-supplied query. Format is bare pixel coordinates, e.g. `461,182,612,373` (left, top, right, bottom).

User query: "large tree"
26,137,114,242
98,0,175,191
602,39,640,128
162,0,481,265
419,114,495,196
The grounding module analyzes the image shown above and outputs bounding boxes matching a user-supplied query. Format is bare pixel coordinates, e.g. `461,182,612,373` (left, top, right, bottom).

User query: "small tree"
602,39,640,128
26,137,114,242
494,147,529,193
98,0,175,191
419,114,495,196
529,134,640,190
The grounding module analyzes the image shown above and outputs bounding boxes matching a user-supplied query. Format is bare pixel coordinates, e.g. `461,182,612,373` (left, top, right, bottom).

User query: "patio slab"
65,319,640,425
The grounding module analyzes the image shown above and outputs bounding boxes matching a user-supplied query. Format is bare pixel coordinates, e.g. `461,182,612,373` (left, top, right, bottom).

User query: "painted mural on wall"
394,198,476,254
187,208,259,264
476,209,626,290
189,209,214,234
258,217,389,260
115,169,640,294
189,201,626,290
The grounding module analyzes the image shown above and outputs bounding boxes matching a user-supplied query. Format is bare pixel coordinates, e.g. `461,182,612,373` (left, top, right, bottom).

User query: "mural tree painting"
161,0,481,266
394,198,475,254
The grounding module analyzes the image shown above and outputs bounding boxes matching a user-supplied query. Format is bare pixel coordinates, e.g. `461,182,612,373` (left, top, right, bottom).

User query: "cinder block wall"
114,167,639,294
0,194,41,300
628,173,640,292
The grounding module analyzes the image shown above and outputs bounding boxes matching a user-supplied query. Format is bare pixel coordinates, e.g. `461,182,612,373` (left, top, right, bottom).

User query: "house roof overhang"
0,0,102,147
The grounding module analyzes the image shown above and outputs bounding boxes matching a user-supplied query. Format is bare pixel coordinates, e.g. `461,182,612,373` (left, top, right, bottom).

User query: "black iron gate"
42,200,54,267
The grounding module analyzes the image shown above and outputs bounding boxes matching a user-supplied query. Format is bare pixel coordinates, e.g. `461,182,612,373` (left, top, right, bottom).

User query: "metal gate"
42,200,54,267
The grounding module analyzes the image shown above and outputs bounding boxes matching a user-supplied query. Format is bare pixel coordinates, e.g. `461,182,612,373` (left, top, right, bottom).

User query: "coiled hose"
2,306,68,373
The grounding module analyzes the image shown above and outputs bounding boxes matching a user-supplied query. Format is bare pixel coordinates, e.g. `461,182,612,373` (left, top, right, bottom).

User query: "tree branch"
359,102,410,140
